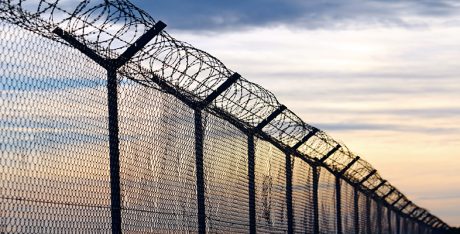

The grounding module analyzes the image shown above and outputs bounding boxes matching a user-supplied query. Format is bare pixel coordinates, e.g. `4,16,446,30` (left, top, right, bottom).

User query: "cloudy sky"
132,0,460,226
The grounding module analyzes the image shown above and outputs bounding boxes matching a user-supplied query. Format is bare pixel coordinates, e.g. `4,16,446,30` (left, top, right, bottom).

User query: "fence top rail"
0,0,449,229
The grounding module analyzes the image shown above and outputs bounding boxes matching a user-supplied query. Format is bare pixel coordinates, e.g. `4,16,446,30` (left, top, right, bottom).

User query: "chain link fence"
0,0,450,233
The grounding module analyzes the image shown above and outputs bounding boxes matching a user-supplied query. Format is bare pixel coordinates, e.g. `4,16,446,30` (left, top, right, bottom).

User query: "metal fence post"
366,196,371,234
194,109,206,234
377,201,382,234
285,152,294,234
336,176,342,234
319,145,341,163
354,186,359,234
335,156,359,234
401,217,404,234
387,205,392,234
408,218,412,233
248,133,256,234
359,169,377,234
403,217,408,234
107,68,122,234
312,165,320,234
196,72,241,234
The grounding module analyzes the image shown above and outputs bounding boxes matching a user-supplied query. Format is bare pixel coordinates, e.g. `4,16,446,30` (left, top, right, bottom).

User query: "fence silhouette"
0,0,451,233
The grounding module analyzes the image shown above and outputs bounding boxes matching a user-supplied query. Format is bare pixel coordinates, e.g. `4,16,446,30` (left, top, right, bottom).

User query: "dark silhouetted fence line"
0,0,450,233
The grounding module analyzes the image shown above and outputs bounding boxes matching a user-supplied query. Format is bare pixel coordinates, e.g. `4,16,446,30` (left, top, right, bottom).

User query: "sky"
132,0,460,226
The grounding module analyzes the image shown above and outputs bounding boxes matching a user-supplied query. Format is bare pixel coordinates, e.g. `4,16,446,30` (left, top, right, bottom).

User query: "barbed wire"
0,0,449,230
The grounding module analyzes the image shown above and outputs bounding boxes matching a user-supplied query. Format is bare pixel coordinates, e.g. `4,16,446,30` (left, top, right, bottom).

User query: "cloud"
313,122,459,134
418,194,460,201
295,106,460,118
135,0,460,31
129,1,460,226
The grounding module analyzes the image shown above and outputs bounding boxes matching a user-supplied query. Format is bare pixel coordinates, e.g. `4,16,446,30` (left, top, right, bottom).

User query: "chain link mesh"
203,111,249,232
117,77,198,232
340,179,355,233
1,20,111,233
358,191,369,234
0,0,450,233
291,157,314,233
318,168,337,233
254,139,287,233
370,199,379,233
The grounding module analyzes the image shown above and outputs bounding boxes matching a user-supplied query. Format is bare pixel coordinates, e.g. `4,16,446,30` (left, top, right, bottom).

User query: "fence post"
387,205,392,234
285,152,293,234
371,180,387,193
107,68,122,234
354,186,359,234
403,217,408,233
391,194,403,207
425,216,435,228
194,109,206,234
318,145,341,163
400,217,404,234
399,201,411,213
366,196,371,234
248,133,256,234
196,72,240,234
354,170,376,234
53,21,166,234
407,219,411,233
312,165,320,234
335,176,342,234
399,201,411,234
408,218,412,233
381,189,395,234
335,156,359,234
377,201,382,234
